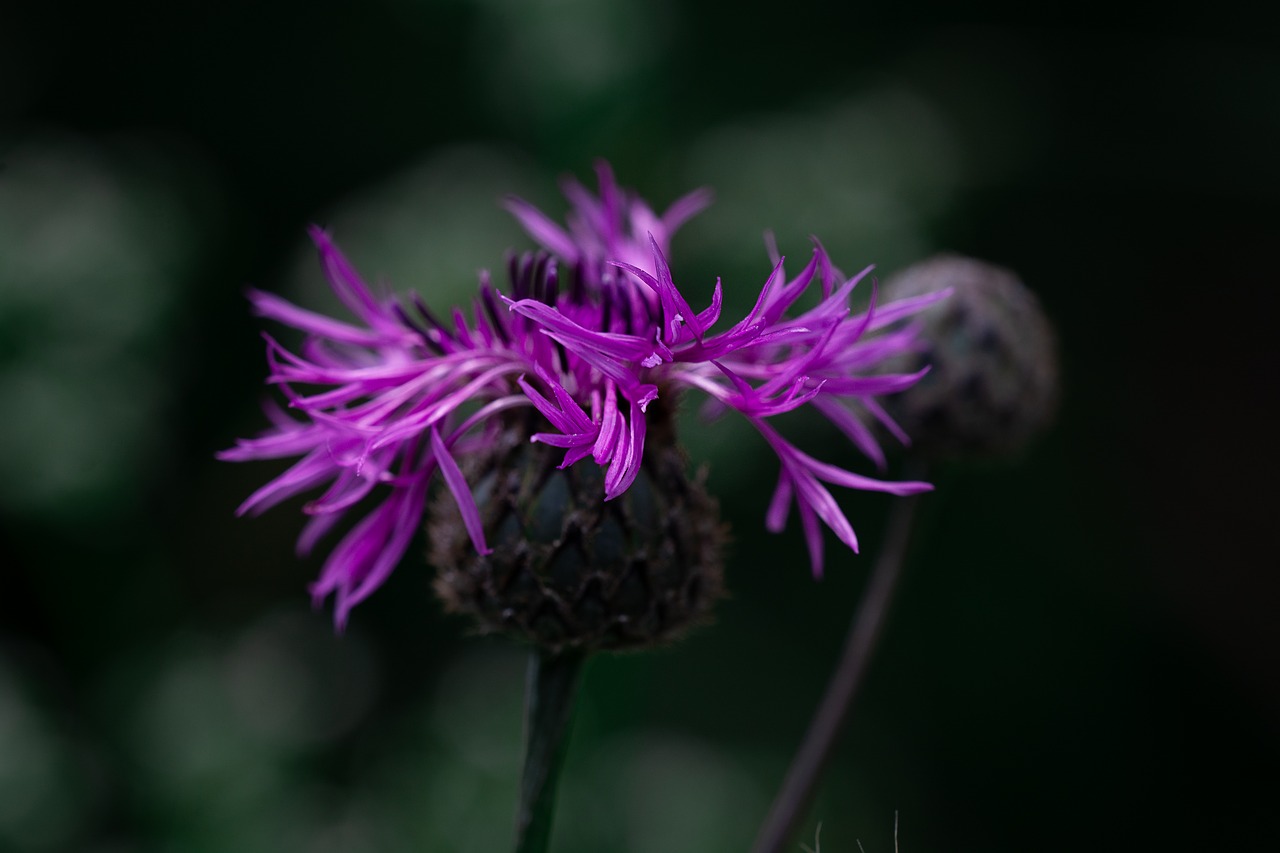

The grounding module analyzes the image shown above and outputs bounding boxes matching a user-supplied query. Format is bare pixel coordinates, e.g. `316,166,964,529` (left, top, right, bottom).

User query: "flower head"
222,162,943,629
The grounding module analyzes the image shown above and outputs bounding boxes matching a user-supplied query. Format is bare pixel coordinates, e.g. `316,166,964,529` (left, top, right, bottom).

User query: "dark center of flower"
429,404,724,652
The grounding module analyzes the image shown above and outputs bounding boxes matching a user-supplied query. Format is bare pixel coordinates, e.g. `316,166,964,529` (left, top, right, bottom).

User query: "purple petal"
593,381,622,464
249,289,400,347
797,498,825,578
505,196,582,262
766,471,793,533
661,187,714,234
308,226,395,329
812,395,887,470
431,426,492,556
604,401,647,499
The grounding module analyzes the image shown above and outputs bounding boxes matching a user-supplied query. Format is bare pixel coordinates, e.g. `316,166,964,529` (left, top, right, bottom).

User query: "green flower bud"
882,254,1059,459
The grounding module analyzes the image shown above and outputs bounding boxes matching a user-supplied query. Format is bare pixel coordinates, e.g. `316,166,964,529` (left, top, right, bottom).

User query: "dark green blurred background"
2,2,1277,851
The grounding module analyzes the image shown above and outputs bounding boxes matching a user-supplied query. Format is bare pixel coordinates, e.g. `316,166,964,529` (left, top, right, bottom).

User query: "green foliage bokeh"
2,2,1278,851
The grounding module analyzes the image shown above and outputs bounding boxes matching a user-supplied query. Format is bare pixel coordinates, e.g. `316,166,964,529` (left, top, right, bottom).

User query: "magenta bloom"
222,162,944,627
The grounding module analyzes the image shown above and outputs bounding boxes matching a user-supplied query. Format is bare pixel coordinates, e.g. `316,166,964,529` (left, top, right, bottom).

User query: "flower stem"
514,647,586,853
751,465,928,853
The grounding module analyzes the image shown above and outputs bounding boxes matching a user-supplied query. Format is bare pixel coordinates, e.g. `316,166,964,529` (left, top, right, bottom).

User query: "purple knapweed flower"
221,161,944,628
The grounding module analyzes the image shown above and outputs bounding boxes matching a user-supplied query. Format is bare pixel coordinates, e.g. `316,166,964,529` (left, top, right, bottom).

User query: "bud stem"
751,461,929,853
514,647,586,853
